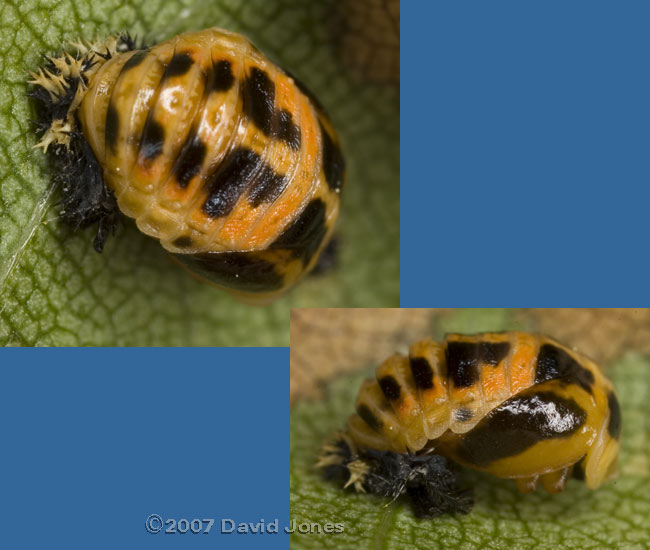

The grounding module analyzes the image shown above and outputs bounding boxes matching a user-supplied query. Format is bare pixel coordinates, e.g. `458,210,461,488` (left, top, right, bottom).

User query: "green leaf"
291,313,650,550
0,0,399,345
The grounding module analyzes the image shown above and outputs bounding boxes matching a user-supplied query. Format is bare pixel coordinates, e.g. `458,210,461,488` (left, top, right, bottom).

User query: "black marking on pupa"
243,66,302,150
308,235,339,276
269,198,327,265
173,250,284,292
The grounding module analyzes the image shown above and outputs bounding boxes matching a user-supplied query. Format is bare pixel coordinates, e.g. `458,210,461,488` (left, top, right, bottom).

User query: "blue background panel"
402,1,650,306
0,349,288,549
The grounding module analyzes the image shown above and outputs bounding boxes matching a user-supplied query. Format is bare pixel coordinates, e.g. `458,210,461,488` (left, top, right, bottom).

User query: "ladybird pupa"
29,28,345,303
319,331,621,516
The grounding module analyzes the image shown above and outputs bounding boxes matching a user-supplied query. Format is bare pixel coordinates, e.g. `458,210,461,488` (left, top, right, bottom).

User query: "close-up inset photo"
0,0,399,346
290,308,650,549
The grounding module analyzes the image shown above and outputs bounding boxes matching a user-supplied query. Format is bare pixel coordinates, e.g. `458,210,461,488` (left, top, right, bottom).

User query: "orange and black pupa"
318,332,621,517
29,28,344,302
